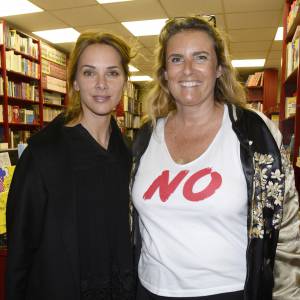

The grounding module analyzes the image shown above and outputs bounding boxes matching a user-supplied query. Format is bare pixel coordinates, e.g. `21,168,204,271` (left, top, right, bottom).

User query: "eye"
107,70,120,77
194,54,208,62
169,55,184,64
83,69,95,77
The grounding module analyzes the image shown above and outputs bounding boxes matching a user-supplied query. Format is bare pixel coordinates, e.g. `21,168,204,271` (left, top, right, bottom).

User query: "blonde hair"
65,32,131,122
145,16,246,122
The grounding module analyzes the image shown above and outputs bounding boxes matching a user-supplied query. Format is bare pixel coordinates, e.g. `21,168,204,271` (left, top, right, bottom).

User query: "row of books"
0,77,3,95
6,50,39,78
41,42,67,66
123,95,142,115
285,96,297,118
124,81,139,99
286,26,300,77
43,91,63,106
42,59,67,81
287,0,300,33
8,105,37,124
124,112,140,129
0,23,38,58
7,79,39,102
42,74,66,94
245,72,264,87
43,107,63,122
9,129,32,148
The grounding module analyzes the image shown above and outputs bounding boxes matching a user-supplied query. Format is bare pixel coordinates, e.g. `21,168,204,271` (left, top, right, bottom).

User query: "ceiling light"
231,59,265,68
130,75,153,82
33,28,80,43
122,19,167,36
0,0,43,17
97,0,133,3
275,27,283,41
129,65,139,72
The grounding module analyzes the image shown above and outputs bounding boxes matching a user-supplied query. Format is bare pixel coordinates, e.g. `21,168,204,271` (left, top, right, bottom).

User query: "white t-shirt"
132,105,248,297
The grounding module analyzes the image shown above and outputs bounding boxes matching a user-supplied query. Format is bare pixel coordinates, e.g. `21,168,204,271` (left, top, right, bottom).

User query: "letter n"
143,170,189,202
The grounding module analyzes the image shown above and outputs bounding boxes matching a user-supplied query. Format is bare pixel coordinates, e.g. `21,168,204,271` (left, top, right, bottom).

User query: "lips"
179,81,201,87
93,95,110,102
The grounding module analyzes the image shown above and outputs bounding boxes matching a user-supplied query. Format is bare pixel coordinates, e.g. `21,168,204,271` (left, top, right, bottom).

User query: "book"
0,165,15,235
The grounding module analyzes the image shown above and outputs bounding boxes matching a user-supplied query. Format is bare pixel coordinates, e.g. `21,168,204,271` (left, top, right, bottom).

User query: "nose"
183,58,193,75
95,74,108,90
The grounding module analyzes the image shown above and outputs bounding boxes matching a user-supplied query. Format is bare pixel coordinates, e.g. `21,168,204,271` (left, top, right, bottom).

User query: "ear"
216,65,222,78
164,70,168,81
73,80,80,91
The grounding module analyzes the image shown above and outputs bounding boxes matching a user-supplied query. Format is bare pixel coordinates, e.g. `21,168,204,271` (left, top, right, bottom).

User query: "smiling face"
73,43,126,120
165,30,222,111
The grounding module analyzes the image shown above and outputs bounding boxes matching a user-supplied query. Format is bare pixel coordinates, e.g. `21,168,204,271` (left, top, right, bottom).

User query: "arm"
5,146,47,300
257,112,300,298
273,146,300,299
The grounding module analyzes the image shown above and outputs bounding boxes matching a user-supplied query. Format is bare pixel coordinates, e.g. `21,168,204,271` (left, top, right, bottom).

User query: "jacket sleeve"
5,146,47,300
273,145,300,299
259,113,300,298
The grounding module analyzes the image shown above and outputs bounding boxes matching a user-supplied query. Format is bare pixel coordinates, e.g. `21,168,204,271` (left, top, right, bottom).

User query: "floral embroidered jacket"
131,104,300,300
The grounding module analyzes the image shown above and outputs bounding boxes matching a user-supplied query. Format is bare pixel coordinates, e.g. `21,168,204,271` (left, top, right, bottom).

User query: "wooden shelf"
5,47,39,62
280,1,300,194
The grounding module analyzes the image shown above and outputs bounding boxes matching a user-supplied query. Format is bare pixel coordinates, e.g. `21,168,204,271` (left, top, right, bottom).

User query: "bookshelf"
280,0,300,191
0,20,68,148
0,19,41,148
245,69,279,123
116,81,142,140
40,42,67,123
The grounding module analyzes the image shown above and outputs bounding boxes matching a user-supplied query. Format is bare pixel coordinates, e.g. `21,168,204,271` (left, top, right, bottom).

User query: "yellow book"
0,165,15,235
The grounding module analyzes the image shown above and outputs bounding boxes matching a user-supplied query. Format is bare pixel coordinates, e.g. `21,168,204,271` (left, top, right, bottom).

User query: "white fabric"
132,105,248,297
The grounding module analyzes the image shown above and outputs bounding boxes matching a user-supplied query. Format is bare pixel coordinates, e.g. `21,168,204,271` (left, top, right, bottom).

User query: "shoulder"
28,114,66,148
132,120,153,158
228,104,282,148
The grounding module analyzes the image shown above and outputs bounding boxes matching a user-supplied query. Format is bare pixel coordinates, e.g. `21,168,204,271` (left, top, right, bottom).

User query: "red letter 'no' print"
143,168,222,202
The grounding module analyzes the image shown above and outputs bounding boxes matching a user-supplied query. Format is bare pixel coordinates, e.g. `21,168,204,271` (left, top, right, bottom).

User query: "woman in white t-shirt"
131,16,300,300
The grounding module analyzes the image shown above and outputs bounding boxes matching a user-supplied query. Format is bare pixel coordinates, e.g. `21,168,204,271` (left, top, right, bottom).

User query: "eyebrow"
80,65,121,69
167,51,210,60
192,51,210,56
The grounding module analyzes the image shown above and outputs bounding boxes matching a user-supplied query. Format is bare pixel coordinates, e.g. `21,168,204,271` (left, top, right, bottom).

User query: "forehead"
166,30,215,53
78,43,122,66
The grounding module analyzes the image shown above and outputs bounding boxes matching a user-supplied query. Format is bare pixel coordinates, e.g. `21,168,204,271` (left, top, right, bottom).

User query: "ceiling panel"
102,0,167,21
4,12,67,32
137,36,159,48
0,0,285,77
230,41,271,52
51,5,115,27
270,42,283,51
76,23,134,38
223,0,283,13
30,0,96,10
228,28,276,42
230,52,268,59
160,0,223,17
226,11,282,29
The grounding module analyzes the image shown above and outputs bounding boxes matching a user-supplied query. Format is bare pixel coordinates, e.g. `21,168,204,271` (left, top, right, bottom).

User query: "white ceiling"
1,0,284,78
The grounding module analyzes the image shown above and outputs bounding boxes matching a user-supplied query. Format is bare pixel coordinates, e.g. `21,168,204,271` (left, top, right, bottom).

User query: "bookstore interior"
0,0,300,298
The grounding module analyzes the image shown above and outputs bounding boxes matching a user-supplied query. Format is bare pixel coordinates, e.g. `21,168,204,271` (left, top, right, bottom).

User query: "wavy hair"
145,16,246,122
64,32,132,122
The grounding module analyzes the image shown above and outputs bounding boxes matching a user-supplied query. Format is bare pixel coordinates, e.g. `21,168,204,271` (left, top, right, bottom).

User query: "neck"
174,102,223,128
80,114,112,149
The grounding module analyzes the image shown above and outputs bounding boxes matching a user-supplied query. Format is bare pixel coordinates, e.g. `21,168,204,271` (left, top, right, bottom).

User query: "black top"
63,121,133,300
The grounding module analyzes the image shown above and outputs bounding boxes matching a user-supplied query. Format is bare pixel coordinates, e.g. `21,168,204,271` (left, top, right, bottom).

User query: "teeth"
180,81,199,87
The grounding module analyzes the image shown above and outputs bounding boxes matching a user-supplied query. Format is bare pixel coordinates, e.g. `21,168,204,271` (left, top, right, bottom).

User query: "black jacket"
131,104,300,300
5,115,134,300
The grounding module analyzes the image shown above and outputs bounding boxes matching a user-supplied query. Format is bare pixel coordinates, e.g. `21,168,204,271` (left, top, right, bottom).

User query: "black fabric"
137,281,244,300
5,115,135,300
64,123,133,299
